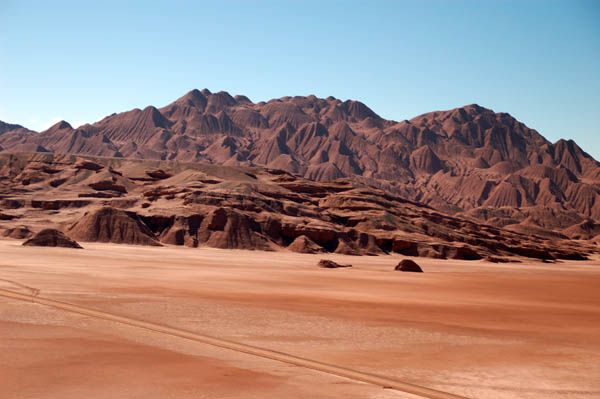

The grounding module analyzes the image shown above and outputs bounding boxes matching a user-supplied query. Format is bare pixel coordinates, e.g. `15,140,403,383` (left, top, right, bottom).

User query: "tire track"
0,278,40,296
0,287,468,399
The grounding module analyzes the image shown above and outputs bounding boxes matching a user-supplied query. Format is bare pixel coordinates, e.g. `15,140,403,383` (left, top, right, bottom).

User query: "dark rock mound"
68,207,161,246
23,229,82,248
288,235,324,253
318,259,352,268
395,259,423,272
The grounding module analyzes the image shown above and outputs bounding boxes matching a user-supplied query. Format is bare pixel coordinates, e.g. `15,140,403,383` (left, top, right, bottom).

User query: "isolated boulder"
23,229,82,248
395,259,423,272
318,259,352,268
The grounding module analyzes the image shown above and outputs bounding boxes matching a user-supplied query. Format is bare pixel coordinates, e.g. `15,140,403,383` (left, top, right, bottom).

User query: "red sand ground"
1,240,599,399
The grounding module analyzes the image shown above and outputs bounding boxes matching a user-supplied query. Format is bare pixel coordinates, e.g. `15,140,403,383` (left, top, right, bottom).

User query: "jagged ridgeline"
0,89,598,238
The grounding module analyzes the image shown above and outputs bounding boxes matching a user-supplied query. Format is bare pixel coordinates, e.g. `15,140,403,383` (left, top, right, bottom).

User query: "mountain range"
1,89,598,236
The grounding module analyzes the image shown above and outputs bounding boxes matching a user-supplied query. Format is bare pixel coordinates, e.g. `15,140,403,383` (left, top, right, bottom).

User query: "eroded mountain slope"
1,90,598,233
0,153,593,261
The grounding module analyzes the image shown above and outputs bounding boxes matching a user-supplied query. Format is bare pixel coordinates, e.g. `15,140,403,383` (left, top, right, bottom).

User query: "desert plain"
1,240,599,399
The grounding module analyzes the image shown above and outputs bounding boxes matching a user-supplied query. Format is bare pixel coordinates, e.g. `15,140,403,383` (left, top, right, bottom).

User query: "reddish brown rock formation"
2,225,33,239
334,239,360,256
0,152,594,260
23,228,82,248
88,180,128,194
75,160,104,172
395,259,423,272
318,259,352,269
68,206,161,246
197,208,272,250
287,235,325,253
0,90,597,235
563,219,600,240
0,212,18,220
146,169,172,180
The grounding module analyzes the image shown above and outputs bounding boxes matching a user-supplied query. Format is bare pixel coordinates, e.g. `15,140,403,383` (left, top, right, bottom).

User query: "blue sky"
1,0,599,158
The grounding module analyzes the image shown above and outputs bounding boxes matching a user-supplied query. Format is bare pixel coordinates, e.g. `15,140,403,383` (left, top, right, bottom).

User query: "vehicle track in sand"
0,287,468,399
0,278,40,296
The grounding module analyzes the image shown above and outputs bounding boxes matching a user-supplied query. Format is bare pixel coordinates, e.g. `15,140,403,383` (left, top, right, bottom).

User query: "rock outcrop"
318,259,352,268
395,259,423,272
2,225,33,239
197,208,272,250
68,207,161,246
0,153,594,260
287,235,325,253
23,229,82,248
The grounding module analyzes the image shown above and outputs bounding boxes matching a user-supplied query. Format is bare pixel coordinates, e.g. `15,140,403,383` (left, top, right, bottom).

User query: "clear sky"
1,0,599,158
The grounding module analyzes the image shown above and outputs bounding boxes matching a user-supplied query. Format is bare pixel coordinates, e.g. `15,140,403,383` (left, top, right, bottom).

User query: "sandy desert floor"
1,240,599,399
